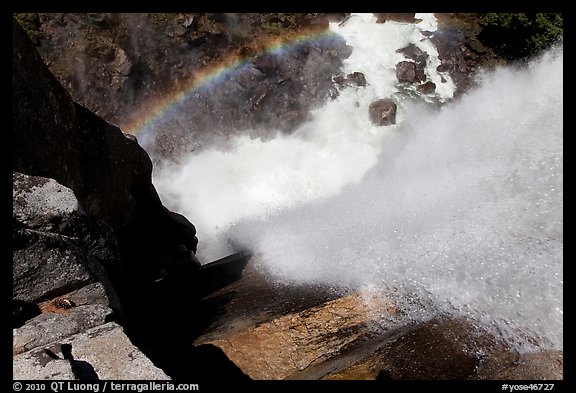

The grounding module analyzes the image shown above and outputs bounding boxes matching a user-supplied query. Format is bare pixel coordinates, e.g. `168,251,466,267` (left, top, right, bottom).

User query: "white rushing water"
155,13,455,260
153,14,563,350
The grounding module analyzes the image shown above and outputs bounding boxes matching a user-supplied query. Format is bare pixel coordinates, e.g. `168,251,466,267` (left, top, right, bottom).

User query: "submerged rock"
192,259,398,380
199,291,396,380
191,257,562,381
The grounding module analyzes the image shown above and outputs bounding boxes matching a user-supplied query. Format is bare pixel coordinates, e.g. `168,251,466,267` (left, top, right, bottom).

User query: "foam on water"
229,45,563,350
152,14,563,350
154,13,453,260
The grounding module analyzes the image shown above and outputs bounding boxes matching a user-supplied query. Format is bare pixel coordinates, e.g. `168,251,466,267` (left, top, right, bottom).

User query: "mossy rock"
13,13,42,43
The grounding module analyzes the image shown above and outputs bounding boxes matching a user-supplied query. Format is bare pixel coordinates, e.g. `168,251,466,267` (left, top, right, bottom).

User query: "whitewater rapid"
152,14,563,351
154,13,455,260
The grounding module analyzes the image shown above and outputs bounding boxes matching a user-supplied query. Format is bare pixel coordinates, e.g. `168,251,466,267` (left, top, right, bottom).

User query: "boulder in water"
396,60,426,83
368,98,397,126
417,81,436,94
374,13,419,24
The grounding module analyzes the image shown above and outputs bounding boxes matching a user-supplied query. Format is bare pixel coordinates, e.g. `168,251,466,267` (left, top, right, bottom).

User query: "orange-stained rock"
195,288,397,380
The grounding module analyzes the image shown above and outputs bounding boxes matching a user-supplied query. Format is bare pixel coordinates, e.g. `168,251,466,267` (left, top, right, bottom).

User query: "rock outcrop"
13,173,120,307
13,18,203,379
13,323,170,380
13,16,199,297
431,13,503,97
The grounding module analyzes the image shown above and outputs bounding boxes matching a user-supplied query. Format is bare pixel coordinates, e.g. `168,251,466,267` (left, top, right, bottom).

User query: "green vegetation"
261,14,298,33
478,13,563,60
13,13,42,42
148,13,176,27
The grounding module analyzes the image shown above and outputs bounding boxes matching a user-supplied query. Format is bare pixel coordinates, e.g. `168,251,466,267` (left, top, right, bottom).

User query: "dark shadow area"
195,263,346,342
185,344,251,381
42,348,61,361
195,251,251,298
376,369,392,380
12,299,40,328
61,343,100,381
189,291,238,340
112,249,253,380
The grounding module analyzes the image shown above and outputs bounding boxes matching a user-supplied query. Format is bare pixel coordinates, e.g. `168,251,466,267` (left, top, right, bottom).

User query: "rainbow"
124,26,341,144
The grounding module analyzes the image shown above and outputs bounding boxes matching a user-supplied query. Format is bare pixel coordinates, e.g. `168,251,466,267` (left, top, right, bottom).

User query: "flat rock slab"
13,304,113,355
206,292,394,379
321,317,563,380
192,258,346,342
192,258,399,380
13,322,169,380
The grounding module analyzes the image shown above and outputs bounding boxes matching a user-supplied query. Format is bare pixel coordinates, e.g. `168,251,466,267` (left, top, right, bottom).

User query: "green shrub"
13,13,42,42
478,13,563,60
148,13,176,27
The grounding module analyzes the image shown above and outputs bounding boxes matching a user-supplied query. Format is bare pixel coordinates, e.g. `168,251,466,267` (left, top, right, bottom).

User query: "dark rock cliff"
13,18,209,378
13,16,199,277
14,13,351,161
14,17,162,228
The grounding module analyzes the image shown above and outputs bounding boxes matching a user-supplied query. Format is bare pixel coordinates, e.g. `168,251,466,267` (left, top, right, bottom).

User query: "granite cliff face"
13,18,202,379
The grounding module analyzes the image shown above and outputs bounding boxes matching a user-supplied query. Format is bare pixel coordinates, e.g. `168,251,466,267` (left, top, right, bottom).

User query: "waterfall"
152,14,563,351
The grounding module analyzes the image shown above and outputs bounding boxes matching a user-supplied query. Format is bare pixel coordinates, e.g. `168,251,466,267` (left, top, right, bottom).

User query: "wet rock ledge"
190,259,563,380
